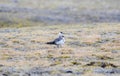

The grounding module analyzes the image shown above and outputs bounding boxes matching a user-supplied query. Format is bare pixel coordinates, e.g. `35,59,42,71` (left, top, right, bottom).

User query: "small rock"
65,70,73,73
2,74,8,76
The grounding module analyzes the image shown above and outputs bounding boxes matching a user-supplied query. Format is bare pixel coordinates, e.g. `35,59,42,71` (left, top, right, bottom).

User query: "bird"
46,33,65,48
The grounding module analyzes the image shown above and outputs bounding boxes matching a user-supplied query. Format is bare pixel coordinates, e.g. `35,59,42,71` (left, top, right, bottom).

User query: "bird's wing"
54,37,62,43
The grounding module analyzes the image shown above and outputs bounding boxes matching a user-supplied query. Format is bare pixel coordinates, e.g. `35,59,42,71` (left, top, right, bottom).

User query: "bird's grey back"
54,36,63,43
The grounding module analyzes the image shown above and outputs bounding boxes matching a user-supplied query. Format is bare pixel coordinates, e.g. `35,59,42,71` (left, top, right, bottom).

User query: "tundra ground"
0,23,120,76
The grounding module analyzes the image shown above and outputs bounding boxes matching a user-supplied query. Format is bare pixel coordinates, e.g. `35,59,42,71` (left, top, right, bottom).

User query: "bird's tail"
46,41,55,44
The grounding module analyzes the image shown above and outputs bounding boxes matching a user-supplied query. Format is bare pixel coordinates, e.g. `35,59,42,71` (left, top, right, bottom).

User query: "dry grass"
0,23,120,75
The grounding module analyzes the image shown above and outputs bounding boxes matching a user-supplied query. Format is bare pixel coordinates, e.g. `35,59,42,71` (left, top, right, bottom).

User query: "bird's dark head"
60,32,63,34
59,35,64,38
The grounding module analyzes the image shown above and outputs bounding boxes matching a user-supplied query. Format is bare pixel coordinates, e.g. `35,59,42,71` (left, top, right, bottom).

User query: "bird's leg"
60,45,62,48
57,45,60,48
